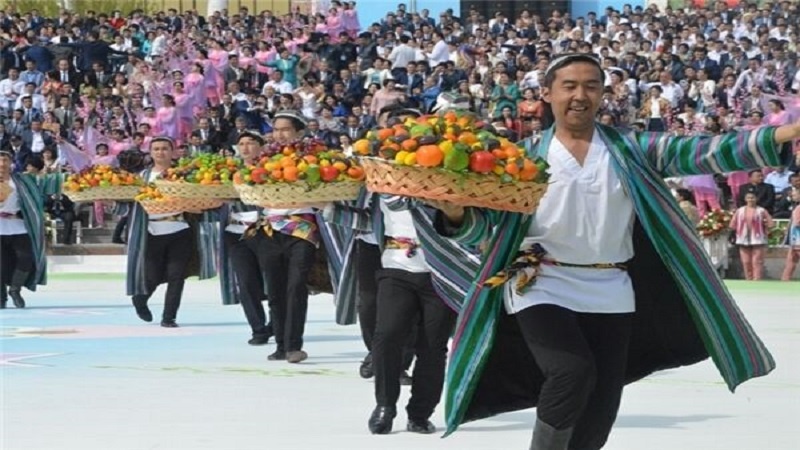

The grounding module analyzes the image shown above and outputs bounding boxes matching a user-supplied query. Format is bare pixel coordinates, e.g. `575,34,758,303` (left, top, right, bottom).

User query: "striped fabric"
325,192,482,314
218,201,260,306
443,124,782,436
12,173,48,290
126,169,218,297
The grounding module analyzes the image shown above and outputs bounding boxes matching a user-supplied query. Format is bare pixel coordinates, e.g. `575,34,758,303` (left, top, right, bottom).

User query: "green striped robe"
11,173,50,290
443,123,785,435
325,191,482,313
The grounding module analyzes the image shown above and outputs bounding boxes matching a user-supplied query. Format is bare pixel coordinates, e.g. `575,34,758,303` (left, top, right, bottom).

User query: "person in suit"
691,47,721,82
166,9,183,33
225,116,250,147
20,120,55,156
51,58,80,91
52,95,76,130
0,123,9,150
84,62,112,89
343,115,367,141
59,31,130,72
186,132,214,156
4,109,27,137
194,118,220,151
7,135,31,172
18,96,44,126
737,169,776,211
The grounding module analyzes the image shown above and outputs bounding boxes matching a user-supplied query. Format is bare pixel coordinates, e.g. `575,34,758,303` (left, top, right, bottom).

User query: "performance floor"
1,276,798,450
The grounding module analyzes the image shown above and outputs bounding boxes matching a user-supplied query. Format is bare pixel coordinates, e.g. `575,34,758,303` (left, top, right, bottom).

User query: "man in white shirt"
0,68,25,115
14,84,47,113
262,70,293,95
435,53,798,449
765,166,793,194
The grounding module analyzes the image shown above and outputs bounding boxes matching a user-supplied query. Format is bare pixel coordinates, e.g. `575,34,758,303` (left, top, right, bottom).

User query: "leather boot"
530,418,573,450
8,270,30,308
0,284,7,309
132,295,153,322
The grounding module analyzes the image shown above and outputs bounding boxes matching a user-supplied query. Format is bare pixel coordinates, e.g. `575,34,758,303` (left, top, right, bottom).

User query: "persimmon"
401,139,418,151
283,166,299,182
416,145,444,167
353,139,371,155
519,159,539,181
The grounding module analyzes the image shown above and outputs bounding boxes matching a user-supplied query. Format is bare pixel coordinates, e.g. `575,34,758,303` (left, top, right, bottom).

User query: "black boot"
0,284,7,309
368,406,396,435
359,352,374,379
8,270,30,308
530,418,573,450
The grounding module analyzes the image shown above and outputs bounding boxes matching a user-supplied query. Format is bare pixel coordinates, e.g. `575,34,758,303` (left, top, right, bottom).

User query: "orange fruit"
303,154,319,164
401,139,418,151
271,169,284,180
505,162,520,175
353,139,371,155
492,149,507,160
280,157,296,168
283,166,299,182
333,161,348,172
503,145,521,159
416,145,444,167
347,166,365,180
444,111,457,123
458,132,477,145
377,128,394,141
519,159,539,181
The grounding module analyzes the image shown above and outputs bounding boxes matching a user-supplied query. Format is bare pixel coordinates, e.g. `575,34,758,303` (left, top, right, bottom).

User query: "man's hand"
774,119,800,144
425,199,465,226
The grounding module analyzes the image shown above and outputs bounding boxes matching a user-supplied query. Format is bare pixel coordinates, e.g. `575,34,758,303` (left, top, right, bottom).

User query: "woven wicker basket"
360,157,547,214
234,181,362,209
138,197,224,215
64,185,142,202
154,180,238,199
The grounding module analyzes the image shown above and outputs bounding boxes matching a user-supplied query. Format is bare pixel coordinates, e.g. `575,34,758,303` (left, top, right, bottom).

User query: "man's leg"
229,232,270,342
752,245,766,280
161,229,192,325
739,247,753,280
283,236,316,361
261,233,288,359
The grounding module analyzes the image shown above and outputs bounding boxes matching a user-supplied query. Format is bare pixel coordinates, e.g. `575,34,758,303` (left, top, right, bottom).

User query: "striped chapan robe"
325,191,482,315
217,201,261,305
442,123,788,435
125,169,219,297
10,173,51,290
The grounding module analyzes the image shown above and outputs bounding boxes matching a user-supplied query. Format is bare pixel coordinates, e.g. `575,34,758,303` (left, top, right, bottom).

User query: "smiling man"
434,53,800,449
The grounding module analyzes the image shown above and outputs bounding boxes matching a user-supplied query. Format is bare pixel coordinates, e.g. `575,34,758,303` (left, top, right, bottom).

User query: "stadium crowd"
0,0,798,232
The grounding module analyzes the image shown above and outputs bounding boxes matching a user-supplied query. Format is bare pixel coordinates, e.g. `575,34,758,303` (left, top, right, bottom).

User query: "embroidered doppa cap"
0,149,13,159
150,136,175,148
237,130,265,145
544,53,603,80
274,110,308,131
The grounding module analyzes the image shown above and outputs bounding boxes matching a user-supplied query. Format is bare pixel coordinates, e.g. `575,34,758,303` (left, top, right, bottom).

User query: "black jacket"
737,182,776,211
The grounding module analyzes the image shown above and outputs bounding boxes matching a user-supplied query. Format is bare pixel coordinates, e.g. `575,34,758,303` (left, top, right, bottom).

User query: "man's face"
237,136,262,162
790,176,800,189
750,171,764,184
150,140,174,163
22,98,33,109
272,118,298,144
0,155,11,174
542,62,602,133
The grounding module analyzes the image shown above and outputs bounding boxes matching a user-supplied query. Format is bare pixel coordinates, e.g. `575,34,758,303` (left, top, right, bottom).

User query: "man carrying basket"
432,53,799,449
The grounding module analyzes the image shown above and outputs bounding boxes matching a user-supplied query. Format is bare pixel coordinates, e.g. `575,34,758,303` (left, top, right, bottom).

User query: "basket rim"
359,156,547,186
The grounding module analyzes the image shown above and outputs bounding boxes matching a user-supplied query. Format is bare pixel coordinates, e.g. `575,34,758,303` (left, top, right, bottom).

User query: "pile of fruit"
234,149,364,186
134,184,166,202
64,165,143,192
353,111,548,183
697,209,733,238
160,154,242,185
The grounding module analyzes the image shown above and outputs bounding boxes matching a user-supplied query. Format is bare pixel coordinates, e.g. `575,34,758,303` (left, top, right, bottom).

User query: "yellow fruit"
493,166,505,176
320,160,331,167
395,151,410,164
403,153,417,166
297,161,309,172
439,140,454,156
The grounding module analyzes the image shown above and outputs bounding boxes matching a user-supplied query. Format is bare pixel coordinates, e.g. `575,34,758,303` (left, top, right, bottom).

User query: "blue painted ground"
1,276,798,450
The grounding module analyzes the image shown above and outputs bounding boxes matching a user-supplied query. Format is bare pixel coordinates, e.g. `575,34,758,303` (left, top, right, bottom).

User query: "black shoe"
112,238,124,244
399,371,412,386
407,418,436,434
248,335,270,346
368,406,396,434
160,320,179,328
359,353,374,379
267,350,286,361
8,288,25,308
135,305,153,322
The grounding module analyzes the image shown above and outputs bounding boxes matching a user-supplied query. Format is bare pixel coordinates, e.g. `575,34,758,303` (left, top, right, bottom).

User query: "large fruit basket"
233,142,365,209
355,110,549,214
360,157,546,214
154,180,238,199
63,165,143,202
155,154,241,199
235,181,361,208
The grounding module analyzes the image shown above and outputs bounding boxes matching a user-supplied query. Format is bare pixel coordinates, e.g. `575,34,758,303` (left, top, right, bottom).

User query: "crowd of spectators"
0,0,798,228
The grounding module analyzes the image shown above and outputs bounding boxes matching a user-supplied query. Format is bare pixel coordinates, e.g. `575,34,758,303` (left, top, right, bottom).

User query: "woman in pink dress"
184,63,208,113
325,7,343,43
314,14,329,36
342,2,361,38
730,192,774,281
107,129,131,156
208,41,230,101
254,40,276,86
238,45,257,88
139,107,160,136
172,82,194,142
156,95,179,143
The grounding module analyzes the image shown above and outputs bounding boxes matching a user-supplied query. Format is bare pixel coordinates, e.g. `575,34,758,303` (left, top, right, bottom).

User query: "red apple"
320,166,340,182
251,168,268,184
469,151,496,174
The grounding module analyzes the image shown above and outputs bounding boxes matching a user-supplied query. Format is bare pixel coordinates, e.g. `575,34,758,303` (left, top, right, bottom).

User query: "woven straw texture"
0,182,10,202
360,157,547,214
64,185,142,202
138,197,223,215
154,180,238,199
234,181,362,209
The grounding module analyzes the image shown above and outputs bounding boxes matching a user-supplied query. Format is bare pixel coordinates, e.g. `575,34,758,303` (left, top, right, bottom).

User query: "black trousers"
357,240,417,369
0,233,34,284
261,232,316,353
516,304,633,450
113,215,129,243
134,228,192,322
646,118,666,132
372,269,456,421
225,231,272,338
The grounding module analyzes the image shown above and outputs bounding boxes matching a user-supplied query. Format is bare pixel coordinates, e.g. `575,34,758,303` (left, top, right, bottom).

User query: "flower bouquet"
697,209,733,238
63,165,144,202
356,111,549,213
233,139,364,209
155,154,240,199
